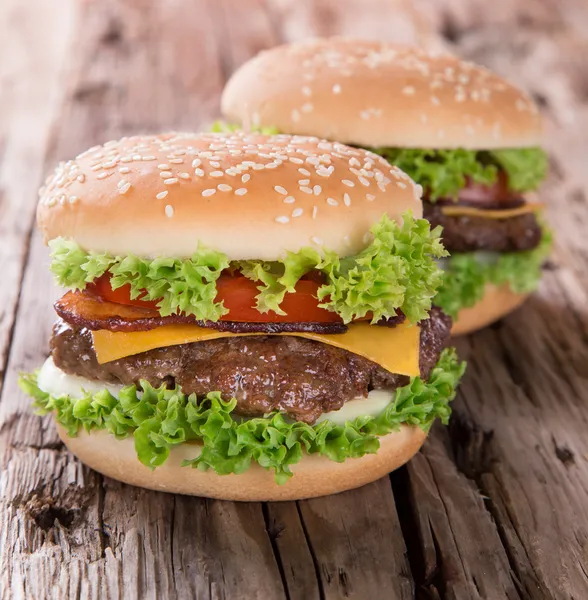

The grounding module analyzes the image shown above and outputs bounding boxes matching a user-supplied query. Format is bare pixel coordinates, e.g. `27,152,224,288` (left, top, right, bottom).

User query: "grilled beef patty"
51,307,451,424
424,202,543,253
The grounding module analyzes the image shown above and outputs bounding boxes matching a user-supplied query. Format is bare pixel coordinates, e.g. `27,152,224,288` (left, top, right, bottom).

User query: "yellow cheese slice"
441,202,544,220
92,322,421,377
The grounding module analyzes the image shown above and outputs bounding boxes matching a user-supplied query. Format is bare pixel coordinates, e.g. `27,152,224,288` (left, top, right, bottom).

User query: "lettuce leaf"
239,213,447,324
371,147,547,200
19,348,465,483
210,121,280,135
49,213,446,324
435,225,552,318
49,240,230,321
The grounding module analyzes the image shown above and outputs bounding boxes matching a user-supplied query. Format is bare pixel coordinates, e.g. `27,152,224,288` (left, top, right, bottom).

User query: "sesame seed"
289,157,304,164
120,156,132,163
165,205,174,218
235,188,248,196
119,167,130,174
332,84,342,94
158,164,170,170
292,208,303,217
342,179,355,187
298,179,310,185
431,96,440,106
97,172,113,180
300,186,313,194
402,86,415,95
218,184,232,192
169,158,184,164
358,176,370,187
366,194,376,201
164,177,178,185
210,161,221,168
102,161,117,169
274,185,288,195
302,86,312,97
69,195,79,204
91,165,102,171
77,174,86,183
420,114,428,124
327,197,339,206
283,196,295,204
343,193,351,206
301,102,313,113
133,154,141,160
194,168,205,176
397,182,407,189
298,168,311,176
312,206,318,219
160,171,173,178
192,159,202,168
178,172,190,180
313,185,321,195
202,188,216,197
275,215,290,224
291,109,301,122
311,236,323,245
210,171,223,177
156,191,169,200
142,155,156,161
241,174,250,183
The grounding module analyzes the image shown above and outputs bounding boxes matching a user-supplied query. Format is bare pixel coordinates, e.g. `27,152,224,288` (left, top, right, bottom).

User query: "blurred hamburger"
20,132,464,501
221,38,551,334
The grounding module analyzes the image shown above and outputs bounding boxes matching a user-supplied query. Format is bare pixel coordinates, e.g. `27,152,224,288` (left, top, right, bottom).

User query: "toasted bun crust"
222,37,542,150
37,132,422,260
452,283,529,335
56,423,427,501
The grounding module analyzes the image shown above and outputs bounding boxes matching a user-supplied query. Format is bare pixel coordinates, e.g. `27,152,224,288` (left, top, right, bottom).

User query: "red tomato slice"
86,273,341,323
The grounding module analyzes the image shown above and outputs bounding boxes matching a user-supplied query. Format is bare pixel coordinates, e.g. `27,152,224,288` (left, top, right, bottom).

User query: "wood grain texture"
1,0,588,598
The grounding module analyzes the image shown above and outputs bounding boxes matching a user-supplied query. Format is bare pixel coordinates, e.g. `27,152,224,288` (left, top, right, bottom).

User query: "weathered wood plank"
297,478,414,599
0,0,76,394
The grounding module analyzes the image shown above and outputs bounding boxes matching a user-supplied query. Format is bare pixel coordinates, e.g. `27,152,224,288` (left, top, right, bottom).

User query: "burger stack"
21,132,464,500
222,38,551,334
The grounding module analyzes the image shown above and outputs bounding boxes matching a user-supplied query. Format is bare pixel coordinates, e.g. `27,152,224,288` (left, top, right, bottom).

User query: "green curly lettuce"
49,213,446,324
435,225,552,318
371,147,547,200
210,120,280,135
49,240,231,321
19,348,465,483
238,213,447,324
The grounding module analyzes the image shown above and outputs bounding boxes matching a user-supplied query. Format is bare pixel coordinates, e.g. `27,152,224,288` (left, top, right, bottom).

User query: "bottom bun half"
56,423,427,501
452,283,529,336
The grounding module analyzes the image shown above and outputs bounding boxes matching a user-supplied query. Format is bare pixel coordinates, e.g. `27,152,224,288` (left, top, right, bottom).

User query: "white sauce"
316,389,393,425
38,358,393,425
37,357,123,399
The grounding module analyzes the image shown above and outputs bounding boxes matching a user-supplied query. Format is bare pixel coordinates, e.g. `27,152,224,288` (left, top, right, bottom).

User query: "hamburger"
19,132,464,501
221,38,551,334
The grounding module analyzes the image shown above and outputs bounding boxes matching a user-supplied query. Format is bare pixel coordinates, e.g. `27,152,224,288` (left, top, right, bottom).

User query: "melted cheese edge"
91,321,421,377
441,202,544,219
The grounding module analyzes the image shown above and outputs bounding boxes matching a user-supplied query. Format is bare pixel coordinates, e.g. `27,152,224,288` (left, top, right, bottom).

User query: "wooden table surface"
1,1,587,598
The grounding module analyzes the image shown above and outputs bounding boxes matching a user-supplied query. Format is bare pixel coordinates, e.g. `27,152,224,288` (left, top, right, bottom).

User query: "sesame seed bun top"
221,37,543,150
37,132,422,260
